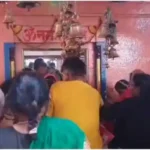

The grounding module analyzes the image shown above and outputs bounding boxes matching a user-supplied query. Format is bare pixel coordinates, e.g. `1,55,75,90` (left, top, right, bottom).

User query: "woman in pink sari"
104,70,145,142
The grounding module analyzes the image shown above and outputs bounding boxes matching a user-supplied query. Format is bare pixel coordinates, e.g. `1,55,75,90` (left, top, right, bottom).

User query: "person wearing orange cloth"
47,57,103,148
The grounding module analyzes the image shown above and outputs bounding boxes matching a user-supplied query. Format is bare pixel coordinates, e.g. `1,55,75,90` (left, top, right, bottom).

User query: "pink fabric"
103,89,133,135
118,88,132,102
103,122,114,133
100,124,114,146
44,73,57,81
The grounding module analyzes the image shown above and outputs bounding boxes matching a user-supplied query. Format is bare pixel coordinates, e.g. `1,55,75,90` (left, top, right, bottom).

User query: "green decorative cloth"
30,116,86,149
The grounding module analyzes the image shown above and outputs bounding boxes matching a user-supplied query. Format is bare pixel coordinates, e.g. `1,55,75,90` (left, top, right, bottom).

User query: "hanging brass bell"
104,50,109,56
98,23,108,38
110,37,119,46
105,63,109,68
69,23,84,38
108,47,119,59
54,22,62,37
3,11,14,29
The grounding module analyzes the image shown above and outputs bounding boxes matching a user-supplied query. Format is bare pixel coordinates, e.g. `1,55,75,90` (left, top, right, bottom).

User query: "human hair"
34,58,47,71
130,69,144,82
49,62,55,69
133,73,150,100
5,72,49,129
115,79,129,93
22,67,33,72
61,57,86,77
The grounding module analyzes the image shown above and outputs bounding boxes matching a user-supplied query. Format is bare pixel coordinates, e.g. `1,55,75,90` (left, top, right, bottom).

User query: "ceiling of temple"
0,1,150,17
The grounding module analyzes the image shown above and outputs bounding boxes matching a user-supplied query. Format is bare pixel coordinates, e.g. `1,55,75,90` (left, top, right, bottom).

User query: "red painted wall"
108,6,150,85
0,2,150,86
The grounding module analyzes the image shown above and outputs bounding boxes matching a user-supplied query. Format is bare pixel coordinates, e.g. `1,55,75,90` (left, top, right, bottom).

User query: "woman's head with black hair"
61,57,86,81
5,72,49,128
1,69,32,96
115,79,129,95
22,67,33,72
131,73,150,99
129,69,144,83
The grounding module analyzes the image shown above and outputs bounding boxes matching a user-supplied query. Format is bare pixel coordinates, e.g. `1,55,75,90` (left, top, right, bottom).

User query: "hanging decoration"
54,2,102,58
54,2,84,57
2,1,118,62
99,7,118,45
99,7,119,65
11,25,23,35
88,25,97,35
104,46,119,59
3,10,14,29
16,1,41,11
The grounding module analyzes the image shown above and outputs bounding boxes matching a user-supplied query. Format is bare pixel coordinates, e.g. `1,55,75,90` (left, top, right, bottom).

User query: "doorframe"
4,43,15,81
4,42,107,96
96,41,107,101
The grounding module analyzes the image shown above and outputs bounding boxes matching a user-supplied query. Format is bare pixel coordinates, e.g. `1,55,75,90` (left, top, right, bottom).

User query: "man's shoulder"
83,83,103,106
51,81,101,95
51,81,66,89
85,83,100,95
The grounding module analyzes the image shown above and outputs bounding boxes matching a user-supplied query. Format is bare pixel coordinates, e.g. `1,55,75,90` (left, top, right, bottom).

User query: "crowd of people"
0,57,150,149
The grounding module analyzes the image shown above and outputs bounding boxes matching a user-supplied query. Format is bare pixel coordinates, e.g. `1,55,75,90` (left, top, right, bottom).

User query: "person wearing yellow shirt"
47,57,103,148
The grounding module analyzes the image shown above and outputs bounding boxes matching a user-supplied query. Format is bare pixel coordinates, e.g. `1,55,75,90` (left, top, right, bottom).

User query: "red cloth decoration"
100,124,114,146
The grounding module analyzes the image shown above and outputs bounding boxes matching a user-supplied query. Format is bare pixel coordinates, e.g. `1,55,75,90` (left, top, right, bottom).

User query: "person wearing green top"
30,116,90,149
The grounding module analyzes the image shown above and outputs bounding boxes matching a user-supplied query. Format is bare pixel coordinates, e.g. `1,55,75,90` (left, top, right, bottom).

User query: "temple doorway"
23,50,63,71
